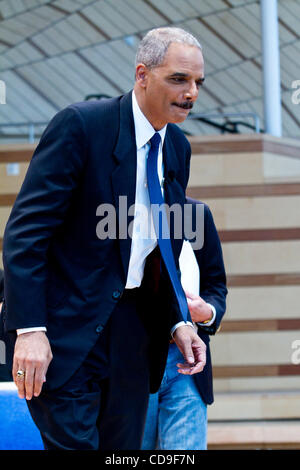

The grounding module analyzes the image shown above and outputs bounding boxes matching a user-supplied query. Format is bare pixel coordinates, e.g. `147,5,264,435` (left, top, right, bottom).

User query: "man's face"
136,42,205,129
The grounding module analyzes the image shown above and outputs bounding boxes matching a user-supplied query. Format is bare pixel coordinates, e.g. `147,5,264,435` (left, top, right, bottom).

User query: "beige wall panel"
207,421,300,448
211,330,300,366
264,152,300,182
226,286,300,320
223,240,300,274
0,207,12,236
189,152,264,187
213,376,300,393
0,252,3,269
0,163,28,194
204,195,300,230
207,392,300,420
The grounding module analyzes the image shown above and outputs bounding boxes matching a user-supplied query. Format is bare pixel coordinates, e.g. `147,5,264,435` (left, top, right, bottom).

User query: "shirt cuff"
16,327,47,335
170,321,196,338
197,304,216,327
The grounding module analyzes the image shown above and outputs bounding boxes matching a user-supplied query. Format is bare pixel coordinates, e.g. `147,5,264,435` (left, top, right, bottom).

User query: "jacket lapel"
111,91,137,280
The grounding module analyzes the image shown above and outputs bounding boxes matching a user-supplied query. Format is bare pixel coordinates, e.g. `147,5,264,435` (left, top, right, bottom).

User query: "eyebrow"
169,72,205,83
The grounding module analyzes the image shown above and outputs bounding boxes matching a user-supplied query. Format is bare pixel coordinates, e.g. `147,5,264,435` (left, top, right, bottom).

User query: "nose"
184,81,199,101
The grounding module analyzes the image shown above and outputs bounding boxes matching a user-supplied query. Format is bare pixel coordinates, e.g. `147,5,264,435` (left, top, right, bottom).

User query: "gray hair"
135,27,202,69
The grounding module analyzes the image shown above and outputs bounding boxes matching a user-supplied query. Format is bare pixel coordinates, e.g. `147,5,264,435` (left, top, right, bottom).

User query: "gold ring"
16,369,25,379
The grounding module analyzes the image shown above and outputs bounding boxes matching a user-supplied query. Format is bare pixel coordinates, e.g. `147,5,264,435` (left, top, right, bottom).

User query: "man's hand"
173,325,206,375
185,290,213,323
12,331,53,400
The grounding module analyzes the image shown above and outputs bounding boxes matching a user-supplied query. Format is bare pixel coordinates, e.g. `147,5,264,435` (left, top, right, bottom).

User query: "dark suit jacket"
1,91,192,393
186,197,227,405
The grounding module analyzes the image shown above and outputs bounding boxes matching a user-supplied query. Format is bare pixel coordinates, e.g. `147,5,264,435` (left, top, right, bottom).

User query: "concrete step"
211,330,299,367
208,391,300,422
207,419,300,449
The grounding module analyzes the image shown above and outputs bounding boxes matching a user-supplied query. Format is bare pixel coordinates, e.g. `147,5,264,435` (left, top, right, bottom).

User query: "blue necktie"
147,132,189,322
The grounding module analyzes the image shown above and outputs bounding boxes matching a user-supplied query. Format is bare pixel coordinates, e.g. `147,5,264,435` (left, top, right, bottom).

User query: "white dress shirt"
179,240,200,296
125,91,166,288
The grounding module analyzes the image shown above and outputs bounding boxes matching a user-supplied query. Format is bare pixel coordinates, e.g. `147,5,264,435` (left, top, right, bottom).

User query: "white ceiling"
0,0,299,139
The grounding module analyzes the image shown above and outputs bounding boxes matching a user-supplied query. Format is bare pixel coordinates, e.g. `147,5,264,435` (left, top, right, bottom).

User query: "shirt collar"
132,91,167,150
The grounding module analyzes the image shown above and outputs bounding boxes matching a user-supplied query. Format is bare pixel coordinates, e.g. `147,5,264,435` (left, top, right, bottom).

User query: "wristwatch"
201,309,214,324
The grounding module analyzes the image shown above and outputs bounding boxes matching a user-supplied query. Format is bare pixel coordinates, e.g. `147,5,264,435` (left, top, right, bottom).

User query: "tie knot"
150,132,161,151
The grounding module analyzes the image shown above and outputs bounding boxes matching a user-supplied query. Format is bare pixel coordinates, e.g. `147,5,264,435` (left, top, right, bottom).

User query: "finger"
14,364,26,399
189,359,206,374
34,354,52,397
176,360,205,375
192,364,205,373
176,362,194,374
24,364,35,400
176,340,206,373
12,356,19,385
177,361,195,368
176,362,196,375
193,345,206,364
181,344,195,366
189,347,206,375
33,366,47,397
176,360,199,369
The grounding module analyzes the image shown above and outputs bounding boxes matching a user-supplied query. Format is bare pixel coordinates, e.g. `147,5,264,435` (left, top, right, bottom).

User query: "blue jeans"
141,343,207,450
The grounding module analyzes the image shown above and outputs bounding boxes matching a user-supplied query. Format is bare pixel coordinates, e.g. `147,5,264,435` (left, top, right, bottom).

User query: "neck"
133,85,166,131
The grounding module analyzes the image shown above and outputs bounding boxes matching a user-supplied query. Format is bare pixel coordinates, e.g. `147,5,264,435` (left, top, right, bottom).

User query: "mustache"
172,101,193,110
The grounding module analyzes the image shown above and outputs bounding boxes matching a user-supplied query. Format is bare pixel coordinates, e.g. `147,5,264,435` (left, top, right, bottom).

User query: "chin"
171,113,190,124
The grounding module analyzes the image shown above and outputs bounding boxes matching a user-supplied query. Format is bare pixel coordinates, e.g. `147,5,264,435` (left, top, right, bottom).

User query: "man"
142,198,227,450
1,27,206,450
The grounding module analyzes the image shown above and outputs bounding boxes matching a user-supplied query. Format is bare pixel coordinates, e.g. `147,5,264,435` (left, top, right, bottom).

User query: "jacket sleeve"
3,106,88,331
193,203,228,335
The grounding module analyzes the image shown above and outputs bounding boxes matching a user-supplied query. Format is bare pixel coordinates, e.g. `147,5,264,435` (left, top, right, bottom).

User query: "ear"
135,63,148,88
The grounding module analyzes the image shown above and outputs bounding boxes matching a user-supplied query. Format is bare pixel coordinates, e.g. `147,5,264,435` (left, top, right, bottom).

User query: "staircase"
1,134,300,449
187,133,300,449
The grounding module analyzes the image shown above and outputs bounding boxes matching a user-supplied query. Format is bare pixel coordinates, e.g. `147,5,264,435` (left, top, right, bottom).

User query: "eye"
170,77,185,83
196,79,205,88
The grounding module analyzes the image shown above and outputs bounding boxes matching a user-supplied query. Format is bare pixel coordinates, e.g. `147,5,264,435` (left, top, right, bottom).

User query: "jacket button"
112,290,121,300
96,324,103,334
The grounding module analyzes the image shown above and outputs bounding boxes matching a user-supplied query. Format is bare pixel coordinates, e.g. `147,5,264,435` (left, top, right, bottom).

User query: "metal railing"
187,112,262,134
0,111,262,142
0,122,48,142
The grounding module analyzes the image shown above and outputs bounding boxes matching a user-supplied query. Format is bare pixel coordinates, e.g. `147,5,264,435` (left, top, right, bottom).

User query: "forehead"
160,42,204,75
